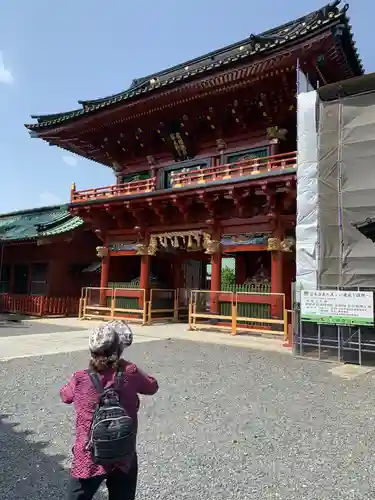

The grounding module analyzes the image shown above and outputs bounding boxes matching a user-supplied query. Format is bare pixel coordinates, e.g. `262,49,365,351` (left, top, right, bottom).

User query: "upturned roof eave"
25,2,363,132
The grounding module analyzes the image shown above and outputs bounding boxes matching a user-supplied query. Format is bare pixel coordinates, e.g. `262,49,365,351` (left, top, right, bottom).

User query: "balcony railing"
171,151,296,188
71,177,156,203
70,151,296,203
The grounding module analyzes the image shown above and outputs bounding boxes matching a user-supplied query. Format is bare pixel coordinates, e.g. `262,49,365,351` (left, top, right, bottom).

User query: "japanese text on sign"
300,290,374,326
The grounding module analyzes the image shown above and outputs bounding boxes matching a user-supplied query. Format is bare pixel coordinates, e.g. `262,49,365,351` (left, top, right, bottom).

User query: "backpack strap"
86,369,105,395
114,367,124,391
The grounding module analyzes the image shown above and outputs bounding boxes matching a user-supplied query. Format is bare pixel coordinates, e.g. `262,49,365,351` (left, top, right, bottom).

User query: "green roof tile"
0,204,84,242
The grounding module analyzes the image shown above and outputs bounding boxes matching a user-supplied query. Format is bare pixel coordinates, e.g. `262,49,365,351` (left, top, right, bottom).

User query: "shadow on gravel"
0,414,68,500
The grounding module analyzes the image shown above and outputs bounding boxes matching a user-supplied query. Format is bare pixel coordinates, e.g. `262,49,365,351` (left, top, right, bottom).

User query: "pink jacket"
60,360,158,478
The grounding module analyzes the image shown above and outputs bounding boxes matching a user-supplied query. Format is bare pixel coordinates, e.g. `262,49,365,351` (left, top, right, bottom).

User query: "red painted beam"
223,244,267,253
109,250,137,257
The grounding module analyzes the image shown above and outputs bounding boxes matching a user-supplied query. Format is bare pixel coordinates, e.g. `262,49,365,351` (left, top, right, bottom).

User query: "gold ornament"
203,234,221,254
135,243,149,255
280,238,294,252
96,246,109,258
267,237,281,251
148,237,157,256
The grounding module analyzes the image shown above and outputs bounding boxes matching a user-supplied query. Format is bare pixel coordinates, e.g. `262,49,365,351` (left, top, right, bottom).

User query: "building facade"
23,3,362,326
0,205,100,316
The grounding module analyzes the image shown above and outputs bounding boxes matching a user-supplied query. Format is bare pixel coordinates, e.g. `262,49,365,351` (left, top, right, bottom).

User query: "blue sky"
0,0,372,213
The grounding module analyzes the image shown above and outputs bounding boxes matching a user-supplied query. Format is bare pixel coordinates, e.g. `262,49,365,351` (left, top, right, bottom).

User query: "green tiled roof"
26,2,363,131
0,204,84,242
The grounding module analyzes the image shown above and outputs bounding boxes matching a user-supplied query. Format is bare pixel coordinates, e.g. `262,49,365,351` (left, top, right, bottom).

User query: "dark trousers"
67,456,138,500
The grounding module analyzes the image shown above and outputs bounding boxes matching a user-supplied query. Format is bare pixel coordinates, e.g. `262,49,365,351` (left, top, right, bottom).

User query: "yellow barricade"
147,289,179,324
80,287,147,325
188,289,288,338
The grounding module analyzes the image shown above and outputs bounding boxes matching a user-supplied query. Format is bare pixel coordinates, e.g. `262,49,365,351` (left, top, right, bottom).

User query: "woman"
60,320,159,500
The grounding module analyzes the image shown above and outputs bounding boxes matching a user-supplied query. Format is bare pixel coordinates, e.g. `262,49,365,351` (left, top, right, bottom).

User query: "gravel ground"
1,339,375,499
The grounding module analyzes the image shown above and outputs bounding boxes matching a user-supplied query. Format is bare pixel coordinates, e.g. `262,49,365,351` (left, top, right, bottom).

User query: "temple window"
162,159,210,188
225,146,269,165
119,170,152,184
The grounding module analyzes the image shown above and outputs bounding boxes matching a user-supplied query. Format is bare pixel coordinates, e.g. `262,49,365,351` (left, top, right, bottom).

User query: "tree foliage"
221,266,236,288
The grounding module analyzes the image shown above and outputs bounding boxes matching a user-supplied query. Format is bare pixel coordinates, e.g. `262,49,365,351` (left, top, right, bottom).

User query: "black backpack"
86,368,136,465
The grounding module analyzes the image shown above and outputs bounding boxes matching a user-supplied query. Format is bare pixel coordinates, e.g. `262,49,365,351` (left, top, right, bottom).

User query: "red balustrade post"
270,223,284,318
70,183,76,202
100,252,110,306
39,296,46,316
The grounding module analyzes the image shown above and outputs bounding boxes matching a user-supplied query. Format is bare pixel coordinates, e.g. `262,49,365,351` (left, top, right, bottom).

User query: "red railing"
172,151,296,188
71,177,156,203
70,151,296,202
0,294,79,317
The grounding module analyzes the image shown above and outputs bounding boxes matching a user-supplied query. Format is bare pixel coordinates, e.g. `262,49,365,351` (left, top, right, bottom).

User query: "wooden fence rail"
0,294,79,317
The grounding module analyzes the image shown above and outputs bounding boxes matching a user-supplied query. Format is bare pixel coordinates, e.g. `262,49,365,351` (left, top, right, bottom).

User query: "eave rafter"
280,180,297,214
73,207,112,240
198,192,220,221
260,184,278,218
147,199,169,225
228,187,246,217
105,205,127,229
170,195,193,223
126,203,149,228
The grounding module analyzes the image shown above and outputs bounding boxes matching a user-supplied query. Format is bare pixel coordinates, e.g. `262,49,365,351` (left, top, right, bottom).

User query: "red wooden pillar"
100,255,110,306
140,254,150,307
173,255,183,304
270,227,284,317
271,252,283,294
210,253,222,314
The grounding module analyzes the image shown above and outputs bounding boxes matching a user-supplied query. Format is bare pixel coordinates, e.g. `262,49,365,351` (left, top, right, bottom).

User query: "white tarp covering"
318,92,375,287
296,90,319,291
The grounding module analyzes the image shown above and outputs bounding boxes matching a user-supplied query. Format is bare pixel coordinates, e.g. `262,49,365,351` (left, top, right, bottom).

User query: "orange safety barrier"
188,290,288,338
80,287,147,324
147,289,178,324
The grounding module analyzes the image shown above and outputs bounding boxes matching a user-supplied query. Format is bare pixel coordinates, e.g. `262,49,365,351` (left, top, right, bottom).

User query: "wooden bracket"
198,193,218,219
229,188,245,217
261,184,277,218
104,205,126,229
148,200,168,224
171,196,192,223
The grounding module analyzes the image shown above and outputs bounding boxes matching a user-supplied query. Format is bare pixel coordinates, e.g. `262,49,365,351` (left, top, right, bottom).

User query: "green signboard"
300,290,374,327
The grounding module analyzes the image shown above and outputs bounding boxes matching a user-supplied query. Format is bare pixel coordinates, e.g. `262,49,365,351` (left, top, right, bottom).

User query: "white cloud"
39,192,62,206
0,52,13,84
62,155,78,167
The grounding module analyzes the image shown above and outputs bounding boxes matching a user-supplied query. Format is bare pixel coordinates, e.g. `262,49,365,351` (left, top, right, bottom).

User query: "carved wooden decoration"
96,246,109,258
280,237,295,252
203,233,221,254
267,237,281,251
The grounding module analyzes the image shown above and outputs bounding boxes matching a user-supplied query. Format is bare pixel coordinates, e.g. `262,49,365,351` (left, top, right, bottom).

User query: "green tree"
221,266,236,289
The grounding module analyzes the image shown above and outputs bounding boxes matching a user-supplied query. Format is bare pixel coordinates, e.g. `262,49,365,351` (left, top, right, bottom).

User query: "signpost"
300,290,374,326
